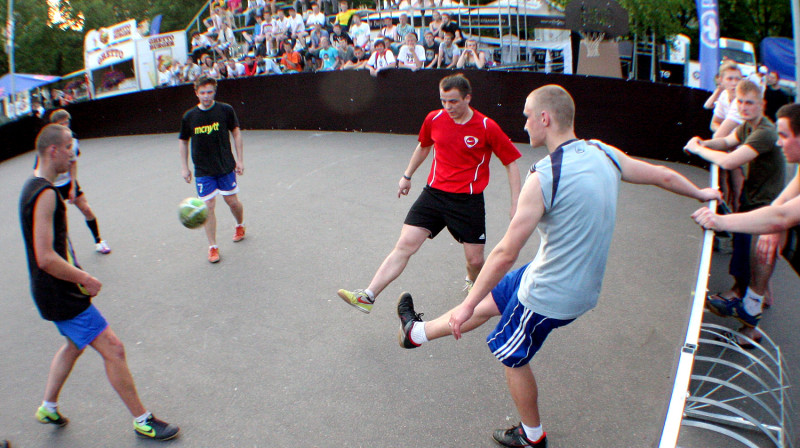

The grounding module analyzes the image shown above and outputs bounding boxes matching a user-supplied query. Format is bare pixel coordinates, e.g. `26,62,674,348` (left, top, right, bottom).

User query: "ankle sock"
364,289,375,301
522,422,544,442
135,411,152,425
743,288,764,316
42,401,58,413
410,321,428,344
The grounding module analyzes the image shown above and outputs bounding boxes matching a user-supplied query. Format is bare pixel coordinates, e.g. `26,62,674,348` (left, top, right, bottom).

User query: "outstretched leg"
367,225,430,298
89,327,146,416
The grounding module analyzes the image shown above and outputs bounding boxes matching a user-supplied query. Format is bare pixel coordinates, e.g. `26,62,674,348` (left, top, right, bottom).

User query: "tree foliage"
0,0,206,75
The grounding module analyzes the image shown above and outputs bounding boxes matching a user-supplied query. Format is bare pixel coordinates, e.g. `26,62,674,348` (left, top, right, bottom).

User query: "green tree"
718,0,792,43
0,0,206,75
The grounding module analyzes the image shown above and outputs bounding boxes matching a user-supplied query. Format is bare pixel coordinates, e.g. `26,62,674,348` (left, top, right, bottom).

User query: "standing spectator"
281,39,304,72
440,13,463,46
764,71,792,121
456,38,487,69
421,31,439,68
366,38,396,76
396,13,414,41
318,36,340,71
397,32,425,71
342,45,370,70
438,31,461,68
684,80,786,342
349,13,371,50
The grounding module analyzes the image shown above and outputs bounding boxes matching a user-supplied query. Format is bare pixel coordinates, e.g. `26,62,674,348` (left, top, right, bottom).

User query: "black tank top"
19,176,91,321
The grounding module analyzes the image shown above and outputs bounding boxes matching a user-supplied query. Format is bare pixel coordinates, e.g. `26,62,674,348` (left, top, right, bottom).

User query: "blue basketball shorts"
487,263,574,368
196,171,239,201
53,304,109,350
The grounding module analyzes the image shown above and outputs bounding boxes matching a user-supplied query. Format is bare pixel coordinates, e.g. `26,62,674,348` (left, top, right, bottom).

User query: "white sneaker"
95,240,111,254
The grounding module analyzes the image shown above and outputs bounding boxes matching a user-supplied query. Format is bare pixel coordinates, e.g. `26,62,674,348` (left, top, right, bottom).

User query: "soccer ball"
178,197,208,229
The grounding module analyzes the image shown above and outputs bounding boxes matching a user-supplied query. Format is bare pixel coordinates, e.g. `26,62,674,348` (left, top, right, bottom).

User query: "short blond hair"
528,85,575,130
719,60,740,77
36,124,71,156
736,79,762,98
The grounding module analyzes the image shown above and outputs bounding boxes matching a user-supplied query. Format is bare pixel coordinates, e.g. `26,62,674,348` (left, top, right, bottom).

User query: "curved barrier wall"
1,70,712,164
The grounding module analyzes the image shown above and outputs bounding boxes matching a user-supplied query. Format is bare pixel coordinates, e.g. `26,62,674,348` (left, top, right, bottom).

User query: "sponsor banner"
695,0,719,91
135,31,188,90
86,40,136,70
84,19,138,54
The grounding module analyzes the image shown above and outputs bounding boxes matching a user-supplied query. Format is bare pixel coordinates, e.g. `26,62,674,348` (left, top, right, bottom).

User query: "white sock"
135,411,152,425
522,422,544,442
209,245,218,249
236,223,244,228
410,321,428,344
42,401,58,412
743,288,764,316
364,289,375,301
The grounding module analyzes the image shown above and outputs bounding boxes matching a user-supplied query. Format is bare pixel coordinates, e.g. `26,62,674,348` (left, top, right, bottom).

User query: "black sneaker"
133,414,180,441
493,424,547,447
35,405,68,427
397,292,424,349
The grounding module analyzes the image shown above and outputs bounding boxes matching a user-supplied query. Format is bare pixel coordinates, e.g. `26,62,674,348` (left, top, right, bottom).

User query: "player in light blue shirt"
395,85,721,447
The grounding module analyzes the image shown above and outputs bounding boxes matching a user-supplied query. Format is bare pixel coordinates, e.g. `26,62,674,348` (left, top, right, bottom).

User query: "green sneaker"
337,289,374,313
35,406,69,427
133,414,180,441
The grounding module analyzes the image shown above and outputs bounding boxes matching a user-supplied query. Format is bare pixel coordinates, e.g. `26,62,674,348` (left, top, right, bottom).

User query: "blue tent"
760,37,795,82
0,73,60,97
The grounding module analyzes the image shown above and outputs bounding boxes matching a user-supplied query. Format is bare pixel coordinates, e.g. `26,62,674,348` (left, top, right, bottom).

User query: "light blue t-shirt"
517,139,622,320
319,47,339,71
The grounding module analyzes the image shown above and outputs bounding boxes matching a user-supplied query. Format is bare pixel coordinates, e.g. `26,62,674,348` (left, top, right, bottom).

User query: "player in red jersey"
339,74,522,313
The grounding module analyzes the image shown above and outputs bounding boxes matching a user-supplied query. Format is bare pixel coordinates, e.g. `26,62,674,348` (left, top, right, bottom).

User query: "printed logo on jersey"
464,136,479,148
195,122,220,135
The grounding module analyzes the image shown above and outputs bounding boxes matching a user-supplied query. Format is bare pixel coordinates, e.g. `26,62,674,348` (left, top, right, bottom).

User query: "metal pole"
792,0,800,97
6,0,16,117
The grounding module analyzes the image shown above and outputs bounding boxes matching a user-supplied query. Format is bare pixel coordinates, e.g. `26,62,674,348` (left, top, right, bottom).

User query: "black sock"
86,219,101,243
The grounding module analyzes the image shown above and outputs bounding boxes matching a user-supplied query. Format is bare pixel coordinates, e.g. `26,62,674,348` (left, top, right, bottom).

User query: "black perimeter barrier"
1,69,713,164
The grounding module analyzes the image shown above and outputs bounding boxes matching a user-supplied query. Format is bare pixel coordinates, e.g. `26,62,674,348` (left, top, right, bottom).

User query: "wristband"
403,174,412,180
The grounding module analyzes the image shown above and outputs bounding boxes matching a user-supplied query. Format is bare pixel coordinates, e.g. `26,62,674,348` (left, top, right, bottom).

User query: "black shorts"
404,186,486,244
56,180,83,200
782,225,800,276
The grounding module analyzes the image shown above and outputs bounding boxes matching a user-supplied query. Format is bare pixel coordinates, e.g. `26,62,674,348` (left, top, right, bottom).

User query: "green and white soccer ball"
178,197,208,229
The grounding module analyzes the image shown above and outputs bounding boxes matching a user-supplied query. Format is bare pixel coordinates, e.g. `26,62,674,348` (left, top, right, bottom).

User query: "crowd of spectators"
167,0,491,85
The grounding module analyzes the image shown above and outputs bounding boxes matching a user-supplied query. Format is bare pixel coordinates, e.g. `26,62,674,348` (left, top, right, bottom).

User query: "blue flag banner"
696,0,720,91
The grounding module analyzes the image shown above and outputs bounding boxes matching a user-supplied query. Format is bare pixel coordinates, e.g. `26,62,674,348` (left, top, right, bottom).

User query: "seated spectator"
183,55,203,83
304,52,319,72
318,36,340,71
286,7,307,40
437,31,460,68
226,58,247,77
256,55,283,75
334,0,356,27
280,39,304,72
440,13,463,46
294,0,310,15
305,3,326,28
396,13,414,41
243,55,258,76
456,38,487,69
428,11,443,41
157,62,173,87
335,37,355,68
384,35,400,56
421,30,439,68
330,23,353,48
213,22,237,59
308,22,329,52
271,9,289,45
191,31,213,61
219,4,235,28
379,17,399,43
203,7,224,33
342,45,369,70
242,14,267,56
397,31,425,71
349,13,370,50
367,39,396,76
201,54,216,76
243,0,266,26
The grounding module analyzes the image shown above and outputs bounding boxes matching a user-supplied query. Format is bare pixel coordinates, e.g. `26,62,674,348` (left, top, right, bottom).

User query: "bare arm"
449,173,544,338
613,147,722,202
684,139,758,170
232,127,244,175
179,138,192,183
692,195,800,234
67,162,78,202
712,118,740,139
703,87,723,110
504,161,521,219
455,49,469,68
397,143,432,198
33,189,101,296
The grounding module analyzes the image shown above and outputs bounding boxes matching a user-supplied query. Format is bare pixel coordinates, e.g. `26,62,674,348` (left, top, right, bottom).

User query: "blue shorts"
196,171,239,201
53,305,109,350
487,263,574,368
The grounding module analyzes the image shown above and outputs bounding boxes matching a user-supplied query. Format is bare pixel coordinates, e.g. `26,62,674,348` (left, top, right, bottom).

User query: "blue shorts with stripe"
196,170,239,201
487,263,574,368
54,304,109,350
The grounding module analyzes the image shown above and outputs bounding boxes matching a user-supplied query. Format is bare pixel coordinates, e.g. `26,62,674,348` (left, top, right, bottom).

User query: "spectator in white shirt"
397,32,425,71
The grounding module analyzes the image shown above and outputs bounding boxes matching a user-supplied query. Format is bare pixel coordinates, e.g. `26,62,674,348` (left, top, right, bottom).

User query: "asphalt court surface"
1,130,798,447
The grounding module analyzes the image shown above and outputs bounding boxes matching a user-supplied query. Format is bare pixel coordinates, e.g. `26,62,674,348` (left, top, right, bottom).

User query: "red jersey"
418,108,521,194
